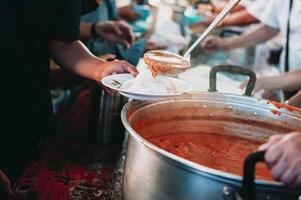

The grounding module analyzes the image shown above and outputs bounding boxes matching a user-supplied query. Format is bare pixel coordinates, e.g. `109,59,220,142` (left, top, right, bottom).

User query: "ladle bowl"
143,50,190,76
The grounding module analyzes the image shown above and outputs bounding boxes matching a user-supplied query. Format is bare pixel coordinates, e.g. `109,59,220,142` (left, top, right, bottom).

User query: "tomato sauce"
148,132,273,181
271,109,281,116
268,100,301,113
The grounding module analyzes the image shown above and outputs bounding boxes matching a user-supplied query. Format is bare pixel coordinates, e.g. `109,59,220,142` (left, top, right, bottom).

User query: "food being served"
121,70,179,95
147,132,273,181
144,50,190,77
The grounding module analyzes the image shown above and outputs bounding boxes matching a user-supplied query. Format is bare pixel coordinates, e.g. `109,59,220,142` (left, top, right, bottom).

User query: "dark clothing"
0,0,80,180
82,0,100,15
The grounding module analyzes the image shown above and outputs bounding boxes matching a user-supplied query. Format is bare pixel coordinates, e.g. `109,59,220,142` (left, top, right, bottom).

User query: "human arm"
287,90,301,107
193,9,258,27
49,40,138,83
244,69,301,93
259,132,301,188
79,21,135,48
119,5,140,22
201,24,279,52
197,0,245,15
219,9,258,26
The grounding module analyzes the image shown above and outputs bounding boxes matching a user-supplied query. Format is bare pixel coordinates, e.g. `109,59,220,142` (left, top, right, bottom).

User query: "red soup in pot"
147,132,273,181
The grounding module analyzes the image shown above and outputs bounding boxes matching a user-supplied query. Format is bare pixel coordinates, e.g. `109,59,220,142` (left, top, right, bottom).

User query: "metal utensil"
112,79,122,88
121,65,301,200
183,0,242,61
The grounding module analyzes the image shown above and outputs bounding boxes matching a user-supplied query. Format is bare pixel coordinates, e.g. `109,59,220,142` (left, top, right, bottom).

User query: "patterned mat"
6,87,125,200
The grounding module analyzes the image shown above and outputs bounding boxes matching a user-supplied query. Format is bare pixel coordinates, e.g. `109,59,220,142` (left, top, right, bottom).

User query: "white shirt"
240,0,255,8
246,0,267,20
260,0,301,72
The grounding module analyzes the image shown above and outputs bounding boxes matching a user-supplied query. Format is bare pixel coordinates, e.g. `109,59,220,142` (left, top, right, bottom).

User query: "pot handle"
240,151,266,200
208,65,256,96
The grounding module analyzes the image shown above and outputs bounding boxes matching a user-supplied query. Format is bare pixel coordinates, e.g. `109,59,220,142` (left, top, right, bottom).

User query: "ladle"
144,0,242,76
183,0,242,61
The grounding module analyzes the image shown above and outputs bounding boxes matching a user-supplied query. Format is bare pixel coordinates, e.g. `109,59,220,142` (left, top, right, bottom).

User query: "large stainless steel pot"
121,65,301,200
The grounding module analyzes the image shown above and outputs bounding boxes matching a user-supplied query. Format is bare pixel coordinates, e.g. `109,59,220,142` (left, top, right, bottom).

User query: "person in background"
118,0,147,23
188,0,246,15
260,132,301,187
0,0,137,196
194,0,259,27
202,0,301,101
80,0,147,65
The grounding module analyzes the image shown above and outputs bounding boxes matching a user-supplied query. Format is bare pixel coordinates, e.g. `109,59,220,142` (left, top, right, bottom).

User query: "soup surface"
148,132,273,181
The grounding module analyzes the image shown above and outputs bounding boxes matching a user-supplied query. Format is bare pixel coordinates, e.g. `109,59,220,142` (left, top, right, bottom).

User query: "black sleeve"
81,0,100,15
52,0,81,42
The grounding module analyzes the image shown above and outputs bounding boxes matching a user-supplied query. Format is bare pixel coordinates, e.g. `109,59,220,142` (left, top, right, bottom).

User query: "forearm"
213,1,245,13
221,10,258,27
261,70,301,91
223,24,279,50
79,23,93,40
49,40,106,82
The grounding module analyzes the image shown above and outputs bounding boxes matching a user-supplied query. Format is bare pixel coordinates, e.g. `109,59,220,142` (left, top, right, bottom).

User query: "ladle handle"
208,65,256,96
240,151,266,200
183,0,242,59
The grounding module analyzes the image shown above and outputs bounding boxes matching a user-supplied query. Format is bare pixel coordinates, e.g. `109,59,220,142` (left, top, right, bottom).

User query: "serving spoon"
183,0,242,61
145,0,242,76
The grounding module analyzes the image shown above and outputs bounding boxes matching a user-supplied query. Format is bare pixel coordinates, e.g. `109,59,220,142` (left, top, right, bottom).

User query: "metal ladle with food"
144,0,242,76
101,0,242,100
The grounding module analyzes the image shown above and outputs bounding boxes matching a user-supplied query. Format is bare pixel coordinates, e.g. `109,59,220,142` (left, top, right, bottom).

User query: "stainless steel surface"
96,91,128,144
122,92,301,200
208,65,256,96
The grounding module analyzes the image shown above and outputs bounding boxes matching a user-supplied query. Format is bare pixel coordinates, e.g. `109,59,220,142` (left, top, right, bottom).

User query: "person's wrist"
94,61,107,83
90,23,99,38
260,77,276,90
220,38,231,50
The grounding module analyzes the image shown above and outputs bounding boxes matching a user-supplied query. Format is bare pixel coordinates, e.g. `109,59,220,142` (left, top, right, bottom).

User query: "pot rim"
121,92,301,189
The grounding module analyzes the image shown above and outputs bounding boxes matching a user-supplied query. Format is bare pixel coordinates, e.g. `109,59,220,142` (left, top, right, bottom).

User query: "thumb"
203,39,217,51
121,61,138,76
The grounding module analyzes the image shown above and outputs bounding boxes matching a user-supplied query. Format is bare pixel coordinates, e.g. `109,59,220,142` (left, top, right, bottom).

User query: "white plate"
101,73,192,101
101,73,134,93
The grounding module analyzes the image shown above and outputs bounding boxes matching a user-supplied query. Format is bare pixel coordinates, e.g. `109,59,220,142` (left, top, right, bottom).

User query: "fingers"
99,60,138,93
287,90,301,107
259,134,283,151
261,132,301,187
117,39,131,49
264,141,284,166
281,159,301,186
201,36,221,52
100,60,138,77
269,155,289,181
112,24,123,35
118,22,135,45
120,61,138,76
